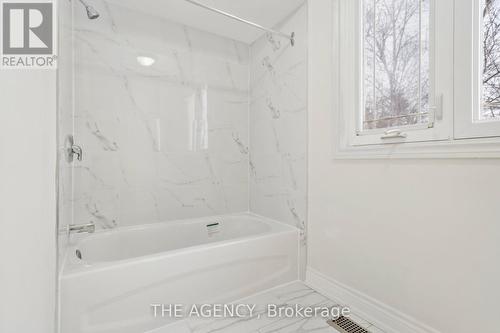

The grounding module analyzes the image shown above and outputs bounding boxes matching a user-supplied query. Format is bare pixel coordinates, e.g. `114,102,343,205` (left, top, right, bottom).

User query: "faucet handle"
64,135,83,163
71,144,83,161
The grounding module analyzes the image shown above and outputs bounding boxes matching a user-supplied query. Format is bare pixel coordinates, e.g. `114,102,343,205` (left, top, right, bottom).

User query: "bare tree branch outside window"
482,0,500,120
363,0,430,130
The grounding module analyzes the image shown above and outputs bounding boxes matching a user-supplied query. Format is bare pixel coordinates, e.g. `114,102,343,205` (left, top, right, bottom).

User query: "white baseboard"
305,268,441,333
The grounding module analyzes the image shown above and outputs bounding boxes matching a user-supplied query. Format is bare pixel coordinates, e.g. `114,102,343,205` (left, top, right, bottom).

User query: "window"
363,0,430,131
481,0,500,120
336,0,500,157
455,0,500,139
338,0,453,148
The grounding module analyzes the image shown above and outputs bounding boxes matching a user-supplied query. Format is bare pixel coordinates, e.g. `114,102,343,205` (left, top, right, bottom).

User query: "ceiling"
105,0,305,44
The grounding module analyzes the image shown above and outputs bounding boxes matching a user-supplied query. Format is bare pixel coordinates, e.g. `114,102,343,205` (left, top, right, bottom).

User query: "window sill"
334,137,500,159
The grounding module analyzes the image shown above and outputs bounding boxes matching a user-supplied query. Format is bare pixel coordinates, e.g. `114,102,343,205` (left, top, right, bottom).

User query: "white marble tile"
249,4,308,268
58,0,75,266
72,0,250,229
70,0,308,239
151,282,385,333
70,0,310,232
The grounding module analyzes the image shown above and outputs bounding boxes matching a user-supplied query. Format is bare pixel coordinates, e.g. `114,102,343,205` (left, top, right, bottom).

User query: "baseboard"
305,268,441,333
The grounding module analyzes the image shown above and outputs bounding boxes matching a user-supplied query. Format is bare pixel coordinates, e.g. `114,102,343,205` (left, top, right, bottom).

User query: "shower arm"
78,0,100,20
183,0,295,46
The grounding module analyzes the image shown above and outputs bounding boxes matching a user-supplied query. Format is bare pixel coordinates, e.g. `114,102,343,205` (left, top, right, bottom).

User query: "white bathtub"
60,214,299,333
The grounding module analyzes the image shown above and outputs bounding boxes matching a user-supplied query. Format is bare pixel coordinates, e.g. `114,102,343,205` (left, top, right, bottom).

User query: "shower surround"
70,0,307,233
73,1,250,228
250,6,308,237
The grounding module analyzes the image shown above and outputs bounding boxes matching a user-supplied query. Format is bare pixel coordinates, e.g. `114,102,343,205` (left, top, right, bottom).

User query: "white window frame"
352,0,452,146
334,0,500,159
455,0,500,139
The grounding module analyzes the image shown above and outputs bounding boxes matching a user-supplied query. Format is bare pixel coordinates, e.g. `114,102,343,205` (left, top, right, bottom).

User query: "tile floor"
153,282,385,333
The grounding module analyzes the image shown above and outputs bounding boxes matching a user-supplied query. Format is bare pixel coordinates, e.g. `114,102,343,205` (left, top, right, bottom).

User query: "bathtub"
60,213,299,333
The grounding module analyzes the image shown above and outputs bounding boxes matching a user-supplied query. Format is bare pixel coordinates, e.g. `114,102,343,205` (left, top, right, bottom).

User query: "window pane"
363,0,430,130
481,0,500,120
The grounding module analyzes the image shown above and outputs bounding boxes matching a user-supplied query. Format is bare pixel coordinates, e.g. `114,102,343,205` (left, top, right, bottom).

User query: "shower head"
78,0,100,20
85,5,100,19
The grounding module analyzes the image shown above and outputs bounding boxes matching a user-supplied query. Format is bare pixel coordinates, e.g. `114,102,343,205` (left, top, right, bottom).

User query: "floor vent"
327,316,370,333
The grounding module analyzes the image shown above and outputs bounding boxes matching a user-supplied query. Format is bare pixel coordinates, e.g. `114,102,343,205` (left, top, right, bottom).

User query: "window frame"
455,0,500,139
334,0,500,159
353,0,450,147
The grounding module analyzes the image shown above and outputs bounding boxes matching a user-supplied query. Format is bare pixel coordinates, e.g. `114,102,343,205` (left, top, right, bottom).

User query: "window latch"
381,129,407,139
428,94,444,128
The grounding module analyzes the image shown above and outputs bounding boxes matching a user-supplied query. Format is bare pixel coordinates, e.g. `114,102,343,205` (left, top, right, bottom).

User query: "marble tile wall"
249,6,308,237
58,0,74,260
58,0,74,226
69,0,307,233
72,0,250,228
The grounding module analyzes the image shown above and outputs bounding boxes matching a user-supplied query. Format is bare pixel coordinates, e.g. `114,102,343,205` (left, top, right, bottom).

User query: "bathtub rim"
61,212,300,275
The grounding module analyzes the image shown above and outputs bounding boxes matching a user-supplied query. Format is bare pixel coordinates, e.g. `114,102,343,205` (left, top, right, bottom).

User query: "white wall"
307,0,500,332
0,70,57,332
